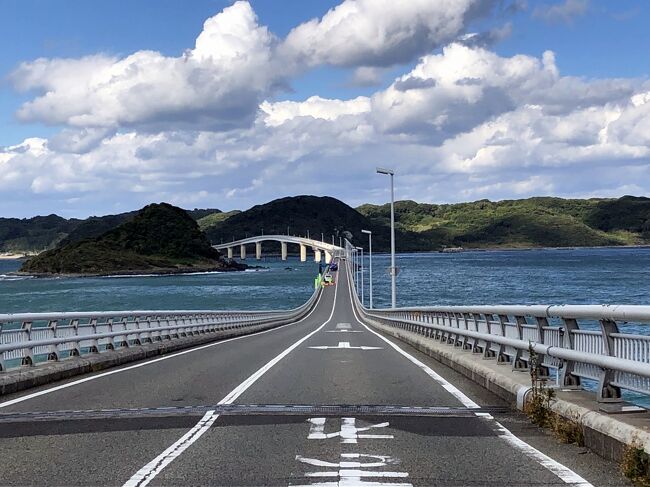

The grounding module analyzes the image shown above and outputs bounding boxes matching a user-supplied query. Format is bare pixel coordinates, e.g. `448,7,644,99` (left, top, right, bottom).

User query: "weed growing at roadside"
551,413,584,446
524,343,555,428
621,440,650,486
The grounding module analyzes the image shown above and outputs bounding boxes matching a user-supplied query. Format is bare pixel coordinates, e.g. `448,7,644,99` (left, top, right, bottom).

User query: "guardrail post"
534,317,550,379
482,314,496,359
497,315,509,364
512,316,528,371
558,318,580,387
457,313,468,349
69,319,81,357
89,318,99,352
106,318,115,350
470,313,482,354
598,318,622,402
47,320,59,362
21,321,34,366
0,323,4,371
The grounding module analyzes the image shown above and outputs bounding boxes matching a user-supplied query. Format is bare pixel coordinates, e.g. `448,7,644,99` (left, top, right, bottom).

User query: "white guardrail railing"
344,241,650,402
0,287,321,373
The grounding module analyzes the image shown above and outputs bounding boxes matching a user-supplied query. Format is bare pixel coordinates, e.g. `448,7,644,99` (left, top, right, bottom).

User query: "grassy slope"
197,210,241,231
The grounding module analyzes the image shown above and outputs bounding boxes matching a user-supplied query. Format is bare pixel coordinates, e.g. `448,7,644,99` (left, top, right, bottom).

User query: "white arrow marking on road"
309,342,382,350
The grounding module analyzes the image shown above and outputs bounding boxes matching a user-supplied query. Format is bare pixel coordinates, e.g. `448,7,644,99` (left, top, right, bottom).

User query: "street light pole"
361,229,372,309
377,167,396,308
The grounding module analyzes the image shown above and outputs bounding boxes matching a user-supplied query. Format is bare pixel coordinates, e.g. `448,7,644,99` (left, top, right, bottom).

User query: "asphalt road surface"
0,260,630,486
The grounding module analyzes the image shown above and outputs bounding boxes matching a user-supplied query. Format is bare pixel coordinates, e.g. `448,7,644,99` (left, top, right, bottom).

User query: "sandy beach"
0,253,30,260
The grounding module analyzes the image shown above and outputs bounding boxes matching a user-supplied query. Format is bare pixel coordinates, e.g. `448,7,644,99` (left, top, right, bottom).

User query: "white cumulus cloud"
10,1,280,132
279,0,496,68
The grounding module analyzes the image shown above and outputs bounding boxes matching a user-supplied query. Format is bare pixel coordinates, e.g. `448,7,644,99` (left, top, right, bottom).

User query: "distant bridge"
212,234,344,263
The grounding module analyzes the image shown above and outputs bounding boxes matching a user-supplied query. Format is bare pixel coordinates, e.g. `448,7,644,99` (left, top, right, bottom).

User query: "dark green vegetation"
201,196,427,253
204,195,649,252
357,196,650,250
20,204,244,275
0,208,222,253
2,196,649,255
0,215,80,252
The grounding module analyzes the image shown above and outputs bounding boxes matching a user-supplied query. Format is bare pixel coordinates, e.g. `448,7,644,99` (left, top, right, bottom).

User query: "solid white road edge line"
0,291,325,410
123,277,340,487
344,263,593,487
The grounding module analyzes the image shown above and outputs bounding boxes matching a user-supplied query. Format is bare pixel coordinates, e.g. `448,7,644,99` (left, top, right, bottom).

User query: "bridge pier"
227,247,233,259
240,244,246,260
281,242,287,261
256,242,262,260
314,249,321,262
300,244,307,262
325,251,332,264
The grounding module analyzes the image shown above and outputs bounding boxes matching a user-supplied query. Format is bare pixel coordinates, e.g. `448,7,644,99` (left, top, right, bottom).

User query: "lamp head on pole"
376,167,394,175
361,229,372,235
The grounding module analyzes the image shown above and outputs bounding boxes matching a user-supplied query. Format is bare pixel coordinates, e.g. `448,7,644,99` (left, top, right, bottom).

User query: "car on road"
323,273,333,285
329,262,338,271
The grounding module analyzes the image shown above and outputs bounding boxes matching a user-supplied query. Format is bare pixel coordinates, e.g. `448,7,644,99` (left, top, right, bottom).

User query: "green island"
19,203,245,276
2,195,649,258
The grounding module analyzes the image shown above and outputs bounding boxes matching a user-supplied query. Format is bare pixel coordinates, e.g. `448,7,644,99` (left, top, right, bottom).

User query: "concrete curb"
365,317,650,462
0,320,283,396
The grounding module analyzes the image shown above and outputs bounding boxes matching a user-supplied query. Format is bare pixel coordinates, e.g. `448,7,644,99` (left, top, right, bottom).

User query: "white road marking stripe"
0,294,324,410
344,264,593,487
123,276,340,487
309,342,382,351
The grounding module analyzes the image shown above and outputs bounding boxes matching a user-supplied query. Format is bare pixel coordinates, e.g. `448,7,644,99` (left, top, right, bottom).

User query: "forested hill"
356,196,650,249
0,207,221,253
20,203,244,275
2,196,649,254
204,195,650,252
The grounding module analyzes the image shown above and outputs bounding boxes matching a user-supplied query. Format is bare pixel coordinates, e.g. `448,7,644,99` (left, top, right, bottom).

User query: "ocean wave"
100,268,269,278
0,274,34,281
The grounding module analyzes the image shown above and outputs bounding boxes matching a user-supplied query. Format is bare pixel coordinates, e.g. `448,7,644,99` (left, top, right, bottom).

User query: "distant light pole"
355,246,364,305
361,229,372,309
321,233,324,242
377,167,396,308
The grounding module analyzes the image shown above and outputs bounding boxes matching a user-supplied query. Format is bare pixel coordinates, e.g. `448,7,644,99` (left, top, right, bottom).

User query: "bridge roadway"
0,262,628,486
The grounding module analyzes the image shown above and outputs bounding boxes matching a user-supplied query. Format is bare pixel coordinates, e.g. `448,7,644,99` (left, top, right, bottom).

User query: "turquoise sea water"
0,258,319,314
2,248,649,314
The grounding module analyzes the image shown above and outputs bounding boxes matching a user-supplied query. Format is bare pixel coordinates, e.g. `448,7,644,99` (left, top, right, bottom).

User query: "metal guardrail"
0,288,321,372
343,242,650,402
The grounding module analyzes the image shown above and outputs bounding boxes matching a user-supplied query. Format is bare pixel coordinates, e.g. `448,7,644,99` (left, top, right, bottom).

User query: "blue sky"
1,0,650,217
